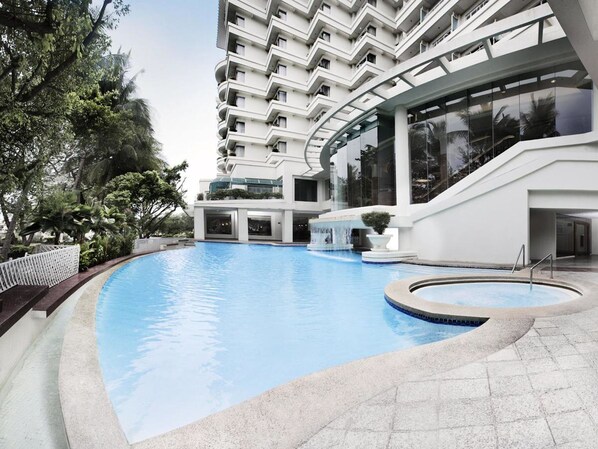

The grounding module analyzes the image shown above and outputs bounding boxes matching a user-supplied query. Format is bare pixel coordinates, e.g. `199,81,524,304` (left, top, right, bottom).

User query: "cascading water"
307,222,353,251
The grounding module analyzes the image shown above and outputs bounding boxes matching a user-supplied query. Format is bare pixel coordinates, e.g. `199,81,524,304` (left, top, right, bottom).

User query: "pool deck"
3,252,598,449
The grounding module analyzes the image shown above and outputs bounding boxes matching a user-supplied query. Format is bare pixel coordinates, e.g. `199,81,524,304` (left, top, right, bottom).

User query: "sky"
107,1,221,202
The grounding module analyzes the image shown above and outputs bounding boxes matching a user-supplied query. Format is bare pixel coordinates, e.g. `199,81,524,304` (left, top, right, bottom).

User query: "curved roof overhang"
303,3,561,177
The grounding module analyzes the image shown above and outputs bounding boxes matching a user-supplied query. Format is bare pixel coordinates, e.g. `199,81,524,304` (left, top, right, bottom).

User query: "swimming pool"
96,243,494,442
414,281,579,308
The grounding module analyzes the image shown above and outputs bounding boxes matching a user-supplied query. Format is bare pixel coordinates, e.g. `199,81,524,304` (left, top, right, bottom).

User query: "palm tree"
70,51,164,197
520,93,558,140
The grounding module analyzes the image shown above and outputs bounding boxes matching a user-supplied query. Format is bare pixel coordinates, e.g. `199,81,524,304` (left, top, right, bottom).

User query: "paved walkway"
300,271,598,449
0,287,84,449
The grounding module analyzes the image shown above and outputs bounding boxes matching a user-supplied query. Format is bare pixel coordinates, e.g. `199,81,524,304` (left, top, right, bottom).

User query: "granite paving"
299,272,598,449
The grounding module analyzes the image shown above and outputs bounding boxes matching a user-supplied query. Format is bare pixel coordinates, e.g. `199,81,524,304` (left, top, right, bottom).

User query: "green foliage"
196,193,204,201
207,189,283,200
361,212,391,235
6,244,31,259
79,233,135,271
157,213,193,237
104,163,188,238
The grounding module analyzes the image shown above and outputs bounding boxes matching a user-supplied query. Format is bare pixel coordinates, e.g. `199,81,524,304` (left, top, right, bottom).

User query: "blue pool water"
96,243,494,442
415,282,579,308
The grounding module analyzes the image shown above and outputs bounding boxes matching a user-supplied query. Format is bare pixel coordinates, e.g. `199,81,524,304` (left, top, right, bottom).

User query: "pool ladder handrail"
511,244,526,273
529,253,554,286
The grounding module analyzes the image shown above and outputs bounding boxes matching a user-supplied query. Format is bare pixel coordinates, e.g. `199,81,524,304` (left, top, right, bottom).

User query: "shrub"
206,189,283,200
78,233,135,271
6,244,32,259
197,193,204,201
361,212,392,235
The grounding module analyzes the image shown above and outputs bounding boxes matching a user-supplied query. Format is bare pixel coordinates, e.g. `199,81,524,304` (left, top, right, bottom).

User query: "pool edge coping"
58,252,542,449
384,273,598,325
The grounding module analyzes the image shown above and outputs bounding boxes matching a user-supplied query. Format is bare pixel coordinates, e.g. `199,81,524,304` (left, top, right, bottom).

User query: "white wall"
591,219,598,255
529,210,556,260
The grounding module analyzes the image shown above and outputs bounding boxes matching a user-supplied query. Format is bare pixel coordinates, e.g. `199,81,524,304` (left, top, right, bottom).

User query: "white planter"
366,234,392,252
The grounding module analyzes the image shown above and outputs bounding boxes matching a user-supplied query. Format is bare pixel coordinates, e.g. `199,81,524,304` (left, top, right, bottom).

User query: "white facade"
198,0,598,259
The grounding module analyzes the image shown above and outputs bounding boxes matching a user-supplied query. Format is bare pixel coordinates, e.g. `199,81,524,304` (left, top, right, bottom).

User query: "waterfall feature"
307,222,353,251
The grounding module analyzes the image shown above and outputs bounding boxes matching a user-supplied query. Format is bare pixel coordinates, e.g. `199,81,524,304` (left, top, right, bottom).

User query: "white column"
593,84,598,132
394,106,410,215
282,210,293,243
238,208,249,242
193,207,205,240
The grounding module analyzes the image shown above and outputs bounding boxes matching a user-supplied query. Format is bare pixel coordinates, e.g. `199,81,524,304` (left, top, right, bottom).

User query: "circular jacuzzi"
414,281,580,308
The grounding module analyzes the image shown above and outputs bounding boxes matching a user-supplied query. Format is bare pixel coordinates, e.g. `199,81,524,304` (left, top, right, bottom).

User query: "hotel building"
195,0,598,265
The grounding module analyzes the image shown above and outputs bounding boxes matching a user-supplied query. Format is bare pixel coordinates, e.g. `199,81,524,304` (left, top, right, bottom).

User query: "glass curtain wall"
408,62,592,204
330,115,396,210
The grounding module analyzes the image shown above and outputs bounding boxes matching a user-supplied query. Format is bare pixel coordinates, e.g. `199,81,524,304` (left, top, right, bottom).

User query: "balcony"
215,58,227,84
218,120,228,138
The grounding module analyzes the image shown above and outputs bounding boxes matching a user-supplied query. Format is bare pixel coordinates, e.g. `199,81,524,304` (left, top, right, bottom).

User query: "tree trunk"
53,232,61,245
0,180,32,260
74,155,87,203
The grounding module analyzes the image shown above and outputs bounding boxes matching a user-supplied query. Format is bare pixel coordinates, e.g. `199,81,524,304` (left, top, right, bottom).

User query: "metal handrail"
529,253,553,286
511,244,526,273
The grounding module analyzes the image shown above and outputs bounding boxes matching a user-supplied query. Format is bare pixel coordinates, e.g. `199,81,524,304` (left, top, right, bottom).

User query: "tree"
104,162,188,238
0,0,129,259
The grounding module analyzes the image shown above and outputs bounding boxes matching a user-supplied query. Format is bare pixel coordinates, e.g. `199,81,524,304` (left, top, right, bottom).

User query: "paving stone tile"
298,428,345,449
546,411,598,445
438,398,493,428
343,430,390,449
525,357,560,374
518,345,551,360
487,346,519,362
327,411,355,429
537,328,565,337
496,418,554,449
565,334,594,344
556,441,596,449
369,387,397,405
439,378,490,400
535,320,558,329
554,354,590,370
540,389,583,415
492,393,543,423
489,375,533,397
529,371,569,392
350,404,395,431
388,431,437,449
393,402,437,431
563,368,598,387
517,336,545,348
541,336,571,347
547,344,579,357
434,362,487,380
487,360,526,377
395,381,438,403
438,425,497,449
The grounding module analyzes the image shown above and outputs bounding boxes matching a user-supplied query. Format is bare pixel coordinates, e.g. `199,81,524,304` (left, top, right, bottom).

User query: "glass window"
235,96,245,108
318,58,331,69
276,64,287,76
321,3,331,13
492,77,520,157
317,85,330,96
295,179,318,202
275,141,287,153
235,145,245,157
274,116,287,128
248,216,272,236
368,0,377,6
407,61,592,204
277,36,287,49
277,9,287,21
293,216,311,242
276,90,287,102
367,25,377,37
467,84,493,172
320,31,331,42
235,43,245,56
445,93,469,187
236,16,245,27
235,70,245,82
206,214,232,235
235,121,245,133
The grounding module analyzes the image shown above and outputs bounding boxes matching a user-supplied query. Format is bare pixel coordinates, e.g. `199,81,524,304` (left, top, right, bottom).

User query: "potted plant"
361,212,392,251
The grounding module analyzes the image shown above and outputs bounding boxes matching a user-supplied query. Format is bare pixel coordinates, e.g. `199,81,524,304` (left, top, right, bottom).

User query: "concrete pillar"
193,207,205,240
394,106,410,215
593,84,598,132
238,209,249,242
282,210,294,243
